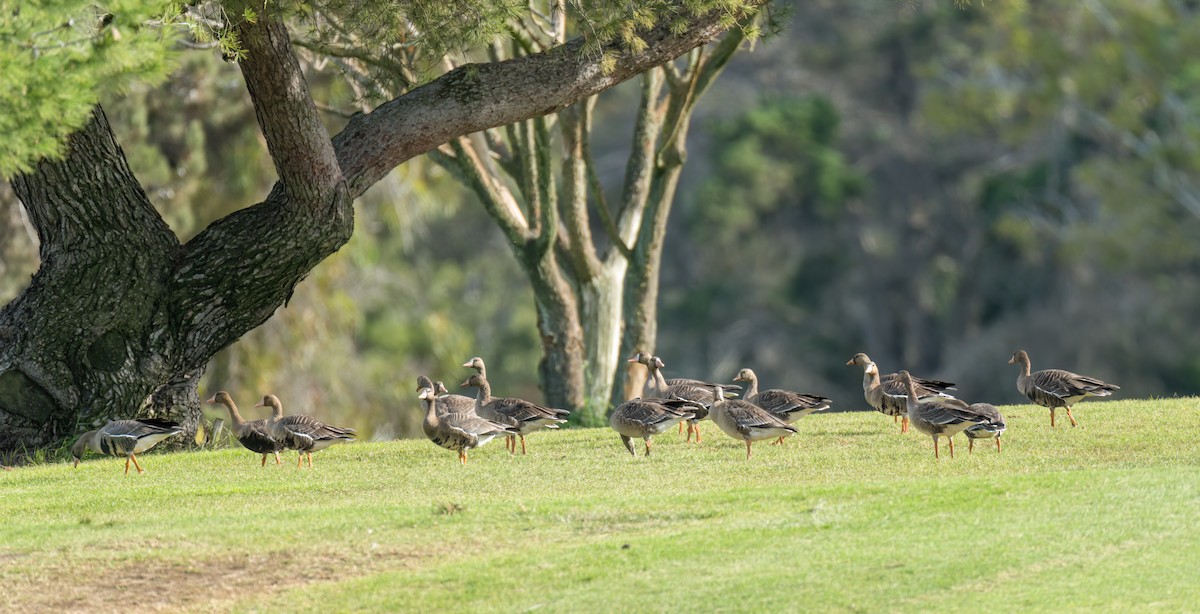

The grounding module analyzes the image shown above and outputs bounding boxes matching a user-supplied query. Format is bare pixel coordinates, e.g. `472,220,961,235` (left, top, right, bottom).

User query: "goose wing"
752,390,832,418
915,398,987,427
1033,369,1119,398
238,419,282,454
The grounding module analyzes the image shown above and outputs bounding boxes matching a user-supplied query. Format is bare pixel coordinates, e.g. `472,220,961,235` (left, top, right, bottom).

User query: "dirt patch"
0,545,441,613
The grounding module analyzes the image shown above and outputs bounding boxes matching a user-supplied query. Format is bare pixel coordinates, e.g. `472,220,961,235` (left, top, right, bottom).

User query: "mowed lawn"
2,397,1199,612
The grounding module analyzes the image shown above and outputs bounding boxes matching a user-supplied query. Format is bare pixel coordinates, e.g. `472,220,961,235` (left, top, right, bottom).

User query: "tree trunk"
0,5,755,453
579,259,628,425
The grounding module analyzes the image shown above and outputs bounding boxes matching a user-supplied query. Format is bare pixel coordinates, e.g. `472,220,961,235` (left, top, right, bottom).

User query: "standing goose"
609,398,699,457
1009,350,1119,427
415,375,477,417
846,353,957,434
460,373,570,455
629,352,734,443
420,386,518,464
897,371,988,459
206,391,283,466
963,403,1007,453
708,386,798,459
733,368,832,444
71,419,182,474
258,394,357,468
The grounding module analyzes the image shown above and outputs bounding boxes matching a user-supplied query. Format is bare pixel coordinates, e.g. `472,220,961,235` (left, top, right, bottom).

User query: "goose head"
254,394,284,418
1008,350,1030,366
461,357,486,372
846,353,873,368
416,375,434,392
204,390,234,406
71,431,97,467
733,368,756,383
459,373,486,389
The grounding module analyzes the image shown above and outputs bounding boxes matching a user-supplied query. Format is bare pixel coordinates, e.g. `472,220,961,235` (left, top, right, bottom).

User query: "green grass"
3,398,1199,612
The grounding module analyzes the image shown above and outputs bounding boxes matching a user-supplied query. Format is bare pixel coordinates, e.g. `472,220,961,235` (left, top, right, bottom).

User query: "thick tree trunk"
579,260,627,424
0,5,755,453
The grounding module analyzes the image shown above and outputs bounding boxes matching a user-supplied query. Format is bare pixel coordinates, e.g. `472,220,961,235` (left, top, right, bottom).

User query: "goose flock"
67,349,1118,472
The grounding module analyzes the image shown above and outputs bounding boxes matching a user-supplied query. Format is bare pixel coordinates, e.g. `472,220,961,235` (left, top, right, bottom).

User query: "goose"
846,353,956,434
416,375,477,417
71,418,182,474
206,391,283,466
1009,350,1119,427
257,394,357,468
733,368,832,444
629,352,735,443
963,403,1006,453
420,386,518,464
609,398,699,456
460,373,569,455
708,386,797,458
897,370,988,459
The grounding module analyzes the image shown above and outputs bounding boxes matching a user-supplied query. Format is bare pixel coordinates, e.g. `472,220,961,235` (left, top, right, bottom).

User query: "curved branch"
332,4,756,198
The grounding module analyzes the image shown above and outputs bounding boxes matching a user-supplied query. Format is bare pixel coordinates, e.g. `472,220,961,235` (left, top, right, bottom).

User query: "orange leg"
679,421,685,435
274,452,281,465
771,436,784,445
948,437,955,459
693,423,702,444
1065,406,1078,427
745,440,753,459
934,437,940,460
307,452,313,469
644,439,652,457
685,422,693,443
124,457,131,475
996,437,1002,453
520,435,527,455
296,453,304,468
902,415,909,434
459,449,467,465
1050,408,1056,428
968,439,974,454
130,454,145,474
261,454,268,467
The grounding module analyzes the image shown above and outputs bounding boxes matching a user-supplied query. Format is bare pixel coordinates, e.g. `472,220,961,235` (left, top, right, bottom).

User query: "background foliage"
3,0,1199,439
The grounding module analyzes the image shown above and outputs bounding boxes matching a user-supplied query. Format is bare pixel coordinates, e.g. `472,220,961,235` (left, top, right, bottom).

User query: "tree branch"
331,4,755,198
609,70,666,266
235,13,345,207
560,97,602,281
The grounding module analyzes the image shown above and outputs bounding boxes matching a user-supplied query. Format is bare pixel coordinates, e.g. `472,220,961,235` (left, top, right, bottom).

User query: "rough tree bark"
0,4,758,451
430,29,746,423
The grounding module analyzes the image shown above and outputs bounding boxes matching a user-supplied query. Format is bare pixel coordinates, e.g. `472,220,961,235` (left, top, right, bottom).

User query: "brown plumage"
71,419,181,474
629,352,736,443
897,371,990,460
1009,350,1119,427
708,386,798,459
733,368,831,445
460,373,569,455
206,391,283,466
846,352,956,434
963,403,1007,454
416,375,477,417
420,386,518,464
608,398,698,456
258,394,357,468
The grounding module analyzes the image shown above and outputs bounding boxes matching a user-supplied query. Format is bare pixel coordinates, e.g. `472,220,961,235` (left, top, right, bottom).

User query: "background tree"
0,0,763,452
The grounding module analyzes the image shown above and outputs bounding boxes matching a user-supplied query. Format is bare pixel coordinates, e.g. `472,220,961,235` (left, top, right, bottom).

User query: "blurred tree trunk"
434,34,743,423
0,6,748,452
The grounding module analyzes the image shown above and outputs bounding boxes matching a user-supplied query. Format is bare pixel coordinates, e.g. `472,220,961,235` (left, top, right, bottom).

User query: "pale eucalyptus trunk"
0,4,752,452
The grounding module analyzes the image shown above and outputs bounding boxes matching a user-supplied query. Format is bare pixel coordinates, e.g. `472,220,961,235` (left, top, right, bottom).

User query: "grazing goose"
846,353,956,434
415,376,477,417
629,352,734,443
733,368,832,444
609,398,699,457
1009,350,1119,427
897,371,988,459
420,386,518,464
708,386,798,459
257,394,357,468
963,403,1006,453
71,419,182,474
206,391,283,466
460,373,570,455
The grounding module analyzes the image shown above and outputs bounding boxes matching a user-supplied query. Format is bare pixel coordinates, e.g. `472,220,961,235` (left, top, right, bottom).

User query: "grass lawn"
2,397,1199,612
